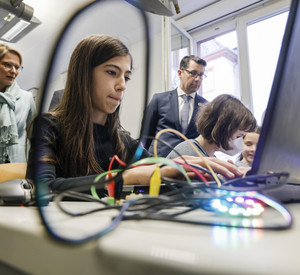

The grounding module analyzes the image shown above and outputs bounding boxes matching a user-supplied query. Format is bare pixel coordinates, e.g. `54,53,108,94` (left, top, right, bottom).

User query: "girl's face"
242,132,260,165
91,55,132,125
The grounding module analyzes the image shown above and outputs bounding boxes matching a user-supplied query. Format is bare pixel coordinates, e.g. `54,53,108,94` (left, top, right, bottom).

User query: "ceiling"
171,0,220,20
3,0,275,91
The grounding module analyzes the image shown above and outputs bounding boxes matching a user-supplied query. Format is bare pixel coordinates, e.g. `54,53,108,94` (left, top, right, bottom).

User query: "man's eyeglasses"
0,62,23,72
183,69,207,79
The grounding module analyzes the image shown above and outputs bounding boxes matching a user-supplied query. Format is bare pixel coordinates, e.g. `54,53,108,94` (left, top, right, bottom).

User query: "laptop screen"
250,0,300,184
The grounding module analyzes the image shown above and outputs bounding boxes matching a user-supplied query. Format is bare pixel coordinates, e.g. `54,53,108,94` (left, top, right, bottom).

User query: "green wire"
91,157,191,200
91,169,122,200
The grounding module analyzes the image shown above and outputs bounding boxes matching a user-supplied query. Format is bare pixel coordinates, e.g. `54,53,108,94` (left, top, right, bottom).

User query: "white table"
0,202,299,275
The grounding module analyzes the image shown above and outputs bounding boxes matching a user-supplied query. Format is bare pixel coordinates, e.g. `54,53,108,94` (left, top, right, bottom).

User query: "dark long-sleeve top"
26,114,150,191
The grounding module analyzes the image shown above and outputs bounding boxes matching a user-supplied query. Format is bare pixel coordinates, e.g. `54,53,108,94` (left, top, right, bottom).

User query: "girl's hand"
122,156,244,185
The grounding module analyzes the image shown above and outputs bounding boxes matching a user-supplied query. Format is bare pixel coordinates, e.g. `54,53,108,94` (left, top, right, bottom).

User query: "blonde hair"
0,44,22,64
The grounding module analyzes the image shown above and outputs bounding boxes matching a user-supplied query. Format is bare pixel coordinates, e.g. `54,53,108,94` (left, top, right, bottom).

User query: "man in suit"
142,55,207,157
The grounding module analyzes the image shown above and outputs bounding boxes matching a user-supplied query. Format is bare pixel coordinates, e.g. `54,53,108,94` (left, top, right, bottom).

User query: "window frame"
163,17,193,91
189,0,291,112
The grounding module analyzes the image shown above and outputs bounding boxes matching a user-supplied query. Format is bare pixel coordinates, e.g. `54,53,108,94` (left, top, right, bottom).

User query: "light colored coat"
0,82,36,163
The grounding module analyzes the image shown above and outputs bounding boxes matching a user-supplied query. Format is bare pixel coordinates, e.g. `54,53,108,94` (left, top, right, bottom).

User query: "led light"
219,205,228,213
211,199,221,208
253,202,263,208
235,196,245,203
243,209,252,217
245,199,255,205
210,193,266,217
226,197,234,202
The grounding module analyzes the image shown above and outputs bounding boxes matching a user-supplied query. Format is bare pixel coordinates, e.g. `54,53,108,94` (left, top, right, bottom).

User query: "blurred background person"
0,44,36,163
235,126,261,167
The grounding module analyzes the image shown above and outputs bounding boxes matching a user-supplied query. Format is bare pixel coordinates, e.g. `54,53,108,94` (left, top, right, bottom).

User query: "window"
247,11,289,125
192,0,290,125
170,22,191,90
197,31,240,101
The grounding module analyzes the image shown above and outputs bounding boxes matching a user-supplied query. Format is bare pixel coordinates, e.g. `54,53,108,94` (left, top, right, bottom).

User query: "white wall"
120,14,164,138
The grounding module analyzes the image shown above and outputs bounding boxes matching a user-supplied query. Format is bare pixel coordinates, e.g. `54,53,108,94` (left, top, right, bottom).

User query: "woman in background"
167,94,257,160
0,44,36,163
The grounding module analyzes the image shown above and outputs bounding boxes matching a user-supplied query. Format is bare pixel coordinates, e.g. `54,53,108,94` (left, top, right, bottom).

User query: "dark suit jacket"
142,89,207,157
48,89,64,111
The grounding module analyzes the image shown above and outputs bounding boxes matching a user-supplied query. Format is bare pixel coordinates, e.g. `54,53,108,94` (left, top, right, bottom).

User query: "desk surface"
0,202,299,275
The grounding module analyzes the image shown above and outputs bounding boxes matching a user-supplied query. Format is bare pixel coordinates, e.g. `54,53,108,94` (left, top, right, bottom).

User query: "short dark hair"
180,55,207,70
196,94,257,150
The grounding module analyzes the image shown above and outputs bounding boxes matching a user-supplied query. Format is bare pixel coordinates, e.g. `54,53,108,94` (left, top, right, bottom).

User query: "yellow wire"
153,128,222,187
133,157,191,183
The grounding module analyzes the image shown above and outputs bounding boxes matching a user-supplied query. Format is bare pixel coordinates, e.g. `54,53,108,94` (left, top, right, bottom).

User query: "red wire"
173,160,209,185
107,155,129,198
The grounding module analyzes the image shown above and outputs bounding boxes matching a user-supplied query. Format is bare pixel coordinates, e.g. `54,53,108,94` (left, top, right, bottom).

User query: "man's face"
178,60,205,94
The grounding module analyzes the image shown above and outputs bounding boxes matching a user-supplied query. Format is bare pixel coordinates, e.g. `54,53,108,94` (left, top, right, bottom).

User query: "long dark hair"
51,34,132,176
196,94,257,150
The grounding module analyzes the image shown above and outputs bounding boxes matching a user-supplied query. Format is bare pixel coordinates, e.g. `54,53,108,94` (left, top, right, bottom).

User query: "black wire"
53,172,291,219
119,191,293,230
51,178,293,232
104,177,291,232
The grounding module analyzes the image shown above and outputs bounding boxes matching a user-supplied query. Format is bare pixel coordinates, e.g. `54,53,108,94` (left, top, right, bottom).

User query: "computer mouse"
0,179,34,206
